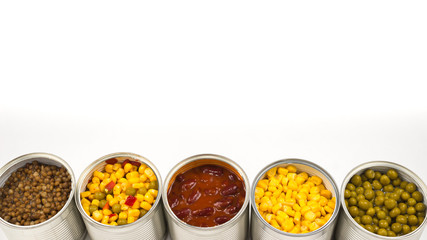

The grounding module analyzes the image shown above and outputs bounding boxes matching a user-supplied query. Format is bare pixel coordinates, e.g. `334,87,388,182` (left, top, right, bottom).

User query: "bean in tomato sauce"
167,164,245,227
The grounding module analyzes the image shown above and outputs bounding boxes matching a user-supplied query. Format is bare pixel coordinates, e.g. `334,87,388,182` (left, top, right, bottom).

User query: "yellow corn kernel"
118,212,128,219
113,184,121,195
138,164,147,174
319,196,328,206
294,211,302,224
139,174,148,182
272,203,282,214
128,209,140,217
271,219,281,229
89,183,100,193
115,168,125,179
81,191,91,198
144,193,154,204
304,211,316,222
264,213,275,223
118,178,128,184
109,198,118,206
110,222,118,226
283,205,295,217
113,163,121,171
277,167,288,176
93,171,105,180
287,173,297,181
321,207,326,216
136,193,145,202
268,186,277,192
110,173,117,183
283,218,294,232
131,183,143,189
269,178,280,187
92,210,103,222
295,176,306,185
328,199,335,208
106,194,113,201
324,206,334,213
132,200,140,209
281,177,289,186
266,167,277,179
264,191,272,197
257,179,269,190
91,177,100,184
127,216,136,224
99,182,106,192
309,222,319,231
103,209,112,216
260,202,269,212
285,189,292,199
124,163,133,173
91,199,100,207
286,165,297,173
301,205,311,215
148,189,158,197
310,186,320,195
81,197,91,206
293,203,301,212
105,164,114,173
127,171,139,179
308,194,320,202
273,190,281,198
288,180,298,191
140,201,152,211
128,177,140,184
144,168,156,182
101,215,109,224
310,176,322,186
290,224,301,234
121,204,129,211
109,214,118,222
301,225,309,233
298,172,309,180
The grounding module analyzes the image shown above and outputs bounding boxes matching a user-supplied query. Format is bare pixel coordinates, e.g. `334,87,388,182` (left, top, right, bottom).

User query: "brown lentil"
0,161,71,226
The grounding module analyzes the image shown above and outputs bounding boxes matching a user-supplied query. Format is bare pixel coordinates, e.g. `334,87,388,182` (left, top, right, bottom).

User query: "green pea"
373,225,379,233
400,181,408,189
407,198,417,206
377,210,386,219
385,216,392,224
407,206,416,215
112,203,121,214
412,191,423,202
402,224,411,234
365,224,374,232
372,180,382,190
408,215,418,226
387,230,397,237
387,169,399,180
351,175,362,187
376,190,385,197
349,206,359,217
417,211,426,218
354,216,361,224
399,203,408,214
384,198,397,210
350,191,357,198
361,215,373,225
138,186,148,195
377,228,388,236
89,205,98,214
125,187,136,196
356,187,364,195
358,210,366,217
383,184,394,193
380,175,391,186
406,183,417,194
359,199,370,211
346,183,356,191
344,189,351,199
139,209,148,218
375,195,385,206
364,169,375,179
389,192,400,201
366,207,375,217
99,200,108,209
94,192,106,200
396,215,407,224
374,171,382,180
393,178,401,187
117,218,127,225
348,197,357,206
148,180,158,190
362,181,372,189
401,192,411,201
356,194,365,202
389,207,401,218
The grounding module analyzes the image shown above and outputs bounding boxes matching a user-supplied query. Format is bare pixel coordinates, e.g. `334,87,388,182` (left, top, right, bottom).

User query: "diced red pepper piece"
121,159,131,168
106,158,118,164
105,181,115,192
130,160,141,167
125,195,137,207
109,213,117,218
103,202,110,210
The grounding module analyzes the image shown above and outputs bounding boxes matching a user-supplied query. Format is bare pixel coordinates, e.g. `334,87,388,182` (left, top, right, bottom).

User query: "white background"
1,1,427,239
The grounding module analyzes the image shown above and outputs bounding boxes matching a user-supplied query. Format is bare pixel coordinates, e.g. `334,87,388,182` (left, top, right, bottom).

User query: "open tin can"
75,152,166,240
162,154,250,240
335,161,427,240
0,152,86,240
251,158,340,240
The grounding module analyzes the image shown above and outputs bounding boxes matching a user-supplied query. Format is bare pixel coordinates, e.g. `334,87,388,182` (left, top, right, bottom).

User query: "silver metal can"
162,154,250,240
335,161,427,240
0,152,87,240
251,158,340,240
75,152,166,240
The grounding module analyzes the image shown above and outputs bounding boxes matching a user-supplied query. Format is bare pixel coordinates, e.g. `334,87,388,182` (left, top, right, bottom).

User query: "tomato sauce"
167,164,246,227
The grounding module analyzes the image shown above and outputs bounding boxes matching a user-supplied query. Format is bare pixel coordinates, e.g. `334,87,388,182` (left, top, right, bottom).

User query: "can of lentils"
336,161,427,240
0,152,87,240
162,154,250,240
251,158,340,240
75,152,166,240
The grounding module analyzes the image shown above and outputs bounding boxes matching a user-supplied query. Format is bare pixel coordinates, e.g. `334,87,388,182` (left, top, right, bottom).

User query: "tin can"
0,152,87,240
75,152,166,240
335,161,427,240
162,154,250,240
251,158,340,240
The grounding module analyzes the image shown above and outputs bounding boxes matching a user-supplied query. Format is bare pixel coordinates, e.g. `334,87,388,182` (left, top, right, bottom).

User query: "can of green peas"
336,161,427,240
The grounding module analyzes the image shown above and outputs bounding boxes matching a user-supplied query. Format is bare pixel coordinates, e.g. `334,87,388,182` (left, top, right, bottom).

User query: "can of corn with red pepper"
336,161,427,240
162,154,250,240
0,152,87,240
75,152,166,240
251,158,340,240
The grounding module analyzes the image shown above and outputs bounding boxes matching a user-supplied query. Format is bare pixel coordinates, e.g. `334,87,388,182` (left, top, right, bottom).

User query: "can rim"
340,160,427,239
0,152,76,229
75,152,163,229
162,153,250,234
250,158,341,237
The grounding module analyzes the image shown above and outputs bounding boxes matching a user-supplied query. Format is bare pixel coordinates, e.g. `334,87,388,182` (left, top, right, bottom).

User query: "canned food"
251,158,340,240
162,154,250,240
0,152,86,240
336,161,427,240
75,152,166,240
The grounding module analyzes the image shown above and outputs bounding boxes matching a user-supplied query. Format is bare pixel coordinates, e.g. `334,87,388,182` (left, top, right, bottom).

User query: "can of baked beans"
0,152,87,240
75,152,166,240
336,161,427,240
251,158,340,240
162,154,250,240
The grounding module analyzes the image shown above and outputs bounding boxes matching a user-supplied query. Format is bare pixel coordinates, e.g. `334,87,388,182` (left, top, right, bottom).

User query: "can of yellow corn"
335,161,427,240
162,153,250,240
75,152,166,240
251,158,340,240
0,152,87,240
